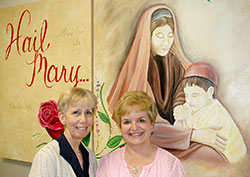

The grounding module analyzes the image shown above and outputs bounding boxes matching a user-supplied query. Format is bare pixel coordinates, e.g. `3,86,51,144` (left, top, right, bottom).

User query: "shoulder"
171,55,185,69
29,140,60,177
200,100,228,116
209,100,232,119
156,147,179,161
36,140,59,157
211,100,227,111
32,140,60,165
99,147,123,166
155,147,186,176
102,147,123,161
97,148,124,177
156,147,182,167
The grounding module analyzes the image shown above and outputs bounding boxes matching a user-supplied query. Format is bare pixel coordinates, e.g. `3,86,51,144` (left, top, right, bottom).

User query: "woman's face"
120,107,154,147
60,98,95,142
151,24,174,57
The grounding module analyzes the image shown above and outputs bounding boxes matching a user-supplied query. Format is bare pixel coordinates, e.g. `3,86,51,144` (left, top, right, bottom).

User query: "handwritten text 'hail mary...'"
1,10,89,88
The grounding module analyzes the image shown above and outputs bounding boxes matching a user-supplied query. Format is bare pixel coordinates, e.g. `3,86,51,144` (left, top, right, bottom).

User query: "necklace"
74,149,81,156
131,166,139,175
125,148,153,175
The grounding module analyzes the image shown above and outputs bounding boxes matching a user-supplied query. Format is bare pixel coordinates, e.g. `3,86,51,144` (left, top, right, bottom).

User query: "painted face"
60,98,95,142
184,85,212,114
151,24,174,57
120,107,154,146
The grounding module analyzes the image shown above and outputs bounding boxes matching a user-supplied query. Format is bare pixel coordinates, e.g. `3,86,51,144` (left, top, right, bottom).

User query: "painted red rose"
38,100,64,139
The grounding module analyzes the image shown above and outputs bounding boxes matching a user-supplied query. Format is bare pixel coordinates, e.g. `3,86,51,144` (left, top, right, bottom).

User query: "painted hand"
173,103,192,121
191,126,227,153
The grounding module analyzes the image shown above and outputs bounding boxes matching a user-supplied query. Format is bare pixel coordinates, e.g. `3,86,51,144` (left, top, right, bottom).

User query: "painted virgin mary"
107,4,229,165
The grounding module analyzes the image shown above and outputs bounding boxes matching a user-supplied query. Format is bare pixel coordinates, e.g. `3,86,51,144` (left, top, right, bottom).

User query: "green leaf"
107,135,123,148
82,132,91,146
110,143,126,153
98,111,110,124
36,142,48,148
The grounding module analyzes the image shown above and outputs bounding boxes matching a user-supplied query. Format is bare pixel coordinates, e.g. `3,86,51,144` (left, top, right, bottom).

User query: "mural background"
0,0,249,176
0,0,92,162
93,0,250,176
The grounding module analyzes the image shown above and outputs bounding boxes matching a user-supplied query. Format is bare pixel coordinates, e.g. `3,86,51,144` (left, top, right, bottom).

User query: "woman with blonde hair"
29,87,98,177
97,91,186,177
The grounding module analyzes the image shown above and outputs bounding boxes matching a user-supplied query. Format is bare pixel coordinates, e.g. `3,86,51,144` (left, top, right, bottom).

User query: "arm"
29,149,56,177
191,126,227,153
151,117,192,150
152,116,227,153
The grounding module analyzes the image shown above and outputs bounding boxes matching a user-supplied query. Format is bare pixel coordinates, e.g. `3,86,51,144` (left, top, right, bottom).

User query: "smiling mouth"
129,132,143,137
76,127,87,130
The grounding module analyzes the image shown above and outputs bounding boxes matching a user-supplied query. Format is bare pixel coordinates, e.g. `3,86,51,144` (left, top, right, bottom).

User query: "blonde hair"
114,91,157,128
58,87,97,115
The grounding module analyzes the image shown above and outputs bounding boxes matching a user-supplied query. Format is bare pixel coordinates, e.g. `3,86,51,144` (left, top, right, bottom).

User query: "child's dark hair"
182,76,216,97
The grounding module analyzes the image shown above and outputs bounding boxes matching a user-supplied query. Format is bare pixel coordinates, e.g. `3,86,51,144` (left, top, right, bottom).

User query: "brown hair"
182,76,217,96
151,17,174,34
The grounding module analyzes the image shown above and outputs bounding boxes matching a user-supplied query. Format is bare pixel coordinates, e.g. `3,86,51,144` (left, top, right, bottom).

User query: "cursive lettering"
2,9,89,88
5,10,50,60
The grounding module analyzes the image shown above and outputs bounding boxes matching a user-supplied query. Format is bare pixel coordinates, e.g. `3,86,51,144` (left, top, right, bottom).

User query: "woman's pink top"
96,146,186,177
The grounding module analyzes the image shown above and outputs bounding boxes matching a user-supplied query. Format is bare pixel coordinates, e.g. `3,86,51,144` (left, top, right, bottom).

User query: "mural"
174,61,247,164
101,2,245,165
0,0,249,176
94,0,250,176
0,0,92,162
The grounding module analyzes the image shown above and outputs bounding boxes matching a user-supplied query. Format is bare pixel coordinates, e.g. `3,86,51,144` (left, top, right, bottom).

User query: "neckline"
121,146,159,176
56,133,90,177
